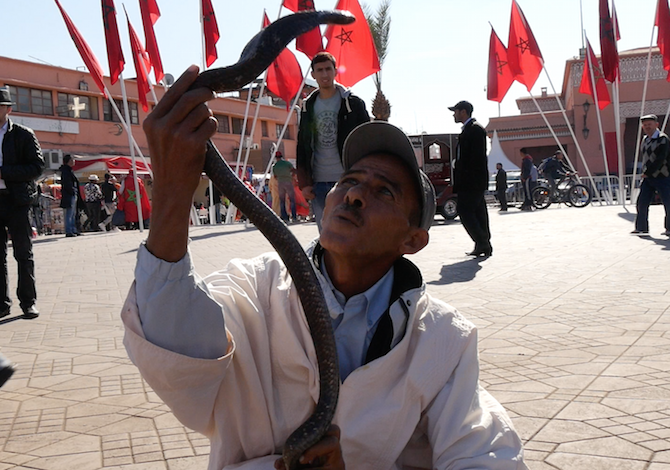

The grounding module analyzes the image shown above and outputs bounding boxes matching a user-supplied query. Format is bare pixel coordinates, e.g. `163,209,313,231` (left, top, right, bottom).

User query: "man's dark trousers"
0,192,36,311
496,189,508,210
457,191,491,250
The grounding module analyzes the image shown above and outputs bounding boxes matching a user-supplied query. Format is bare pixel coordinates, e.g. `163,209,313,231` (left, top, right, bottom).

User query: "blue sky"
0,0,661,135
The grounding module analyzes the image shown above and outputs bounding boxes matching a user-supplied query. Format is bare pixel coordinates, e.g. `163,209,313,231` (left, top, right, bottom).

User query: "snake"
189,10,354,469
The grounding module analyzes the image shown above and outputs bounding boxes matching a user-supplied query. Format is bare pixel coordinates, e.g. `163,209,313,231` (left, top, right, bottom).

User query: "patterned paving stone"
1,205,670,468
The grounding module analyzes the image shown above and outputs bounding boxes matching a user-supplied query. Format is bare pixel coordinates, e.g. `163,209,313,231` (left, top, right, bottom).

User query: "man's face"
311,61,337,90
496,164,502,170
0,105,11,125
320,154,426,261
642,119,659,137
452,109,468,124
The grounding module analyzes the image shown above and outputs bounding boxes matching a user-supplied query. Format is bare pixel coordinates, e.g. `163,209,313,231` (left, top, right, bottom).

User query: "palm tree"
364,0,391,121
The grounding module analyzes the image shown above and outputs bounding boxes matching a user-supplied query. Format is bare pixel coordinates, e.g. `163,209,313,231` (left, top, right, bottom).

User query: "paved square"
1,203,669,469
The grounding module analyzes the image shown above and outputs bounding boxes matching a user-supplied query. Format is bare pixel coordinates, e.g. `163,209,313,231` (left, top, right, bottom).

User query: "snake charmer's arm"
143,65,217,262
134,66,227,359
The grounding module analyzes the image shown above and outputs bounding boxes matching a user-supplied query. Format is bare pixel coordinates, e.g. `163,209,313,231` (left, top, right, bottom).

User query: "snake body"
190,11,354,469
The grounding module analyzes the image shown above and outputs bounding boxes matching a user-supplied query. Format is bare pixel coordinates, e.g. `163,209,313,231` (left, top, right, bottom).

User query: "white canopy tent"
487,130,519,174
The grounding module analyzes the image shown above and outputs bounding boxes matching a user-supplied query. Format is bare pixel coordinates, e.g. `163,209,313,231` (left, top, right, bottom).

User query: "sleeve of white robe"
424,328,529,470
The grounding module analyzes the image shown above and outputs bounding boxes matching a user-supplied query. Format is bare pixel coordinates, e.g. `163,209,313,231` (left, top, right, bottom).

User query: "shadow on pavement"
0,315,26,326
618,211,636,223
428,257,487,285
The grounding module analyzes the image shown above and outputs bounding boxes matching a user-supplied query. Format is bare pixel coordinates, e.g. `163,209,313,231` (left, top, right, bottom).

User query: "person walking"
83,174,103,231
296,51,370,231
0,87,44,319
450,100,492,257
59,154,80,237
495,163,508,211
272,151,296,223
100,173,118,231
632,114,670,236
520,148,537,211
117,170,151,230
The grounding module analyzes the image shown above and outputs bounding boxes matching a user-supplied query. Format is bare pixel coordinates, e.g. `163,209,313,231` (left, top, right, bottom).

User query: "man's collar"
461,117,473,130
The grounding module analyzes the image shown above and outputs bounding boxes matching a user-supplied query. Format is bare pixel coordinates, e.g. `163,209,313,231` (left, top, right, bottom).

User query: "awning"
72,155,152,175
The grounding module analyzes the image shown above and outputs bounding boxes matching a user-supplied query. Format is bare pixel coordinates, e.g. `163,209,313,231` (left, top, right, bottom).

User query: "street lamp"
582,100,591,139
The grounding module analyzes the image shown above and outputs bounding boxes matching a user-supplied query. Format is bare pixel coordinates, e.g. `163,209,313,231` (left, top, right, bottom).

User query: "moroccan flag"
202,0,220,67
55,0,108,97
579,37,611,110
324,0,380,87
102,0,125,84
139,0,164,83
599,0,619,83
487,28,514,103
507,0,543,91
282,0,324,59
263,13,303,109
656,0,670,80
126,14,152,111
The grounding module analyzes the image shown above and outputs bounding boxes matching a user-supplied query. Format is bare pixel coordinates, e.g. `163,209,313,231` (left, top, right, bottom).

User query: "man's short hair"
520,147,528,154
311,51,336,69
63,154,73,165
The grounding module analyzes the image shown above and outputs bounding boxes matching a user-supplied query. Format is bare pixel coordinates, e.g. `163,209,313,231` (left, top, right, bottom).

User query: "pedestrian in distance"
100,173,118,231
496,162,508,211
0,87,44,320
450,100,492,257
121,67,528,469
632,114,670,236
59,154,80,237
272,151,297,223
519,148,538,211
83,174,103,232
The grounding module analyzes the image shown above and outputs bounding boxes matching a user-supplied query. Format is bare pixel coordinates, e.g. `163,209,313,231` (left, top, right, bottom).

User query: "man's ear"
400,228,429,256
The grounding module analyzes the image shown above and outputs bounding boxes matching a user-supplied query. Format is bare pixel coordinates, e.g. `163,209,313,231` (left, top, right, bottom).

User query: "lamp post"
582,100,591,140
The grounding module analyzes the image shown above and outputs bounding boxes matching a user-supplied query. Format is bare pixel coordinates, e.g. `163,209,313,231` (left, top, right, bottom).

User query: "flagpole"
540,65,599,192
587,44,614,202
256,69,309,196
631,21,657,201
612,79,625,205
117,75,144,231
199,0,216,226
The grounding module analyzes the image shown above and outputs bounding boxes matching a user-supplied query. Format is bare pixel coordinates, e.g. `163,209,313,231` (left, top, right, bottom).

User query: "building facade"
487,48,670,176
0,56,299,180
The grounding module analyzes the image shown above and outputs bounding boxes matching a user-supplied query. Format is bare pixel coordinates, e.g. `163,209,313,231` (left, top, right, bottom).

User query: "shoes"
499,208,508,212
98,223,107,231
0,308,9,319
466,247,493,257
0,355,15,388
631,230,649,236
22,305,39,319
663,230,670,236
66,233,76,238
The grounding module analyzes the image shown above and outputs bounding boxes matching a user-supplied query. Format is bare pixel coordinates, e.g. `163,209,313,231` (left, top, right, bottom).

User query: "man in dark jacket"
0,87,44,319
633,114,670,235
59,154,80,237
296,52,370,231
495,163,508,212
450,101,492,257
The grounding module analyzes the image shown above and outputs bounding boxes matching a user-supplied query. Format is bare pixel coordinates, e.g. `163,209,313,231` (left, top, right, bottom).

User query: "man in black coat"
450,101,492,257
495,163,508,212
0,87,44,320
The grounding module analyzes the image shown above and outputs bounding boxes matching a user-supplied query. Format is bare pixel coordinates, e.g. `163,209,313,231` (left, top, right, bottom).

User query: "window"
7,85,53,116
261,120,268,137
216,115,230,133
57,93,99,120
277,124,291,140
103,99,139,125
231,117,249,135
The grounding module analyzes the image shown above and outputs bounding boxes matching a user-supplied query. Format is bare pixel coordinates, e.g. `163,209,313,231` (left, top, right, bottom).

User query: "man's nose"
344,184,366,208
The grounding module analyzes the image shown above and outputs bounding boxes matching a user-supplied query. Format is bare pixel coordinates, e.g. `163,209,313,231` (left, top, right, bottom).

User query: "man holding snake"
122,66,527,469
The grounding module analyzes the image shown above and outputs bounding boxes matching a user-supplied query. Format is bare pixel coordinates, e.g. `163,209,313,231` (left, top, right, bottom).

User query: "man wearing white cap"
632,114,670,236
121,67,527,469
